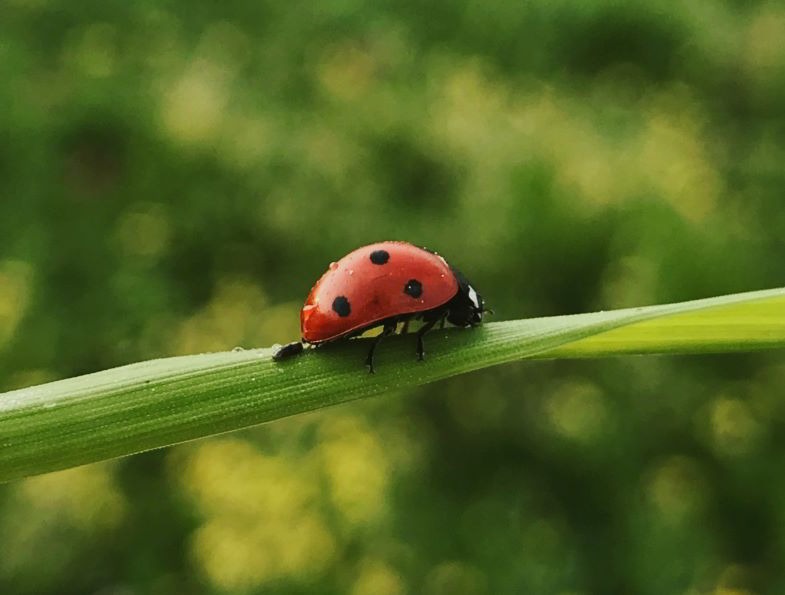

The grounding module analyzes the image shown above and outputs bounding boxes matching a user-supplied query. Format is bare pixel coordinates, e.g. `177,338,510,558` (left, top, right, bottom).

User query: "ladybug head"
447,269,486,327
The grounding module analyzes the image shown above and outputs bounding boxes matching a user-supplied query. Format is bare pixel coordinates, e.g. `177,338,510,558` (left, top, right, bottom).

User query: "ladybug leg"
415,318,439,361
400,319,410,334
273,341,304,361
439,317,446,330
365,321,397,374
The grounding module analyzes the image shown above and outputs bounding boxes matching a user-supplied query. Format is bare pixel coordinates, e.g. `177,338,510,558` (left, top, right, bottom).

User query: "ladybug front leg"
365,321,397,374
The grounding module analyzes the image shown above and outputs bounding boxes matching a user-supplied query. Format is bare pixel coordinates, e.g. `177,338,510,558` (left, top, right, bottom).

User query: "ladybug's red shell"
301,241,459,343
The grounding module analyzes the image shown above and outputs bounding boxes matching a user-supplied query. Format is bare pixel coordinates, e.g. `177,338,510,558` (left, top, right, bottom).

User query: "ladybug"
273,241,488,372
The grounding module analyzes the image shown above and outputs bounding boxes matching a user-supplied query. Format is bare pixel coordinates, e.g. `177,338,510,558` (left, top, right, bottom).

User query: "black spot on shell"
370,249,390,265
332,296,351,317
404,279,422,298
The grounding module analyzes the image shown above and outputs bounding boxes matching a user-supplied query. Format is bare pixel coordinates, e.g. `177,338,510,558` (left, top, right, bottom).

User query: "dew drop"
232,346,245,352
329,261,339,270
348,269,354,276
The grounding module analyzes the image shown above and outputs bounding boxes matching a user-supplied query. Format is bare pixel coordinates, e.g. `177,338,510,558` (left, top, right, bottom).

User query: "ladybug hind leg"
366,321,398,374
273,341,304,361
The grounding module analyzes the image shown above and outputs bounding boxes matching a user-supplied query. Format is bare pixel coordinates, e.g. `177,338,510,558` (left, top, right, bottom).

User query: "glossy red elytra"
273,241,487,372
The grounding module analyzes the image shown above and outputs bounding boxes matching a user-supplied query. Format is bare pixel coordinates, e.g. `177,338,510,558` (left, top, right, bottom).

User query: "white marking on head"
468,285,480,309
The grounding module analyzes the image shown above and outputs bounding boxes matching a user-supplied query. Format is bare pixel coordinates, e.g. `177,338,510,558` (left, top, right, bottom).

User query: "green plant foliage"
2,287,784,483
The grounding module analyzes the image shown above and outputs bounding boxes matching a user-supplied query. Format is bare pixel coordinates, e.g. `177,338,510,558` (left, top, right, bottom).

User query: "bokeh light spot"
318,42,377,102
0,465,127,583
707,397,761,458
176,438,338,590
0,260,34,348
745,7,785,80
546,380,608,442
317,414,392,528
351,558,406,595
114,204,170,259
161,60,232,145
645,456,707,524
171,278,298,354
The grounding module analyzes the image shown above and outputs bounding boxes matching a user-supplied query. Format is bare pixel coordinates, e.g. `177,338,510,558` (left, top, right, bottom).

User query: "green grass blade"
1,287,784,482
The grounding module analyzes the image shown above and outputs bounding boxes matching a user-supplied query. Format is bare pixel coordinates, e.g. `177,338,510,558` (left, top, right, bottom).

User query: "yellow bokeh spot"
712,563,755,595
707,397,761,457
546,381,607,442
0,260,34,348
175,438,338,590
114,204,170,259
179,438,318,517
430,63,721,226
0,464,127,580
191,518,274,591
745,7,785,79
18,464,127,530
191,513,336,591
171,278,284,354
639,91,720,222
317,42,377,102
645,456,706,523
161,60,231,145
352,558,407,595
159,23,248,146
317,414,391,528
276,514,337,577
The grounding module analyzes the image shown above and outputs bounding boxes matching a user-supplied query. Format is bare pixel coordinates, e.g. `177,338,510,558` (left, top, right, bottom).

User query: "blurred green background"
2,0,785,593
